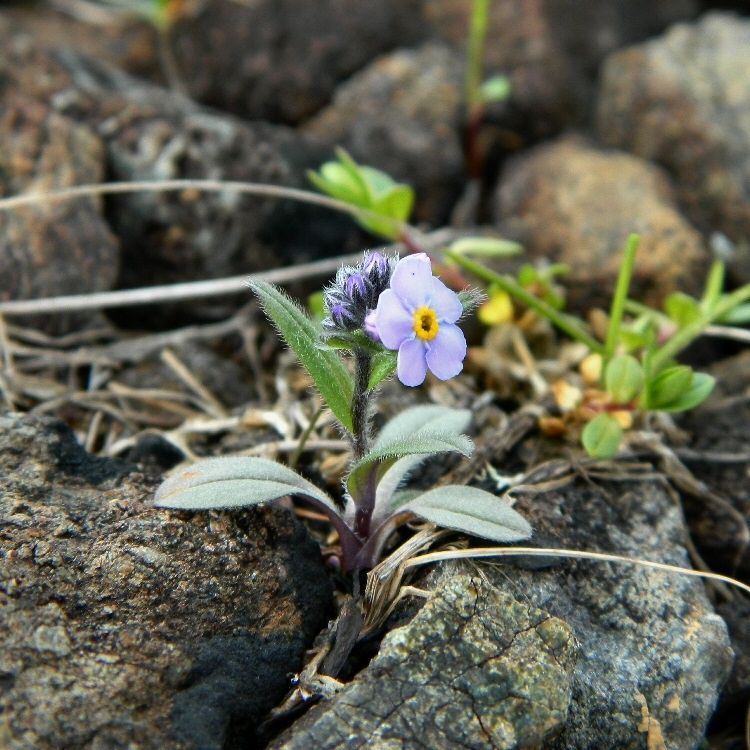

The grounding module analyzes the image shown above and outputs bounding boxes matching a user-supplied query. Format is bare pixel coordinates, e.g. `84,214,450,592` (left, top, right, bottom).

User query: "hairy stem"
350,349,374,461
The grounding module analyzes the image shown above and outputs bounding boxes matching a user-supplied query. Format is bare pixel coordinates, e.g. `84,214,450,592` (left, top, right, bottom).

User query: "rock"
490,135,709,311
303,43,466,225
0,413,333,749
269,576,576,749
482,474,734,750
713,597,750,742
0,72,119,332
270,466,731,749
677,350,750,581
0,2,161,83
596,13,750,264
0,44,360,326
168,0,425,124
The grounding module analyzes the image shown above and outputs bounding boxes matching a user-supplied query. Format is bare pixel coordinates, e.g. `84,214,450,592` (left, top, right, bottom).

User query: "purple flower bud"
331,302,355,327
363,251,387,278
345,273,368,300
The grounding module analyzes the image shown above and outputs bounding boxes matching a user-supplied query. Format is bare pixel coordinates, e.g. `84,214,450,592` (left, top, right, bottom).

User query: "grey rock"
0,413,333,749
491,135,708,311
0,72,119,332
482,474,734,749
168,0,425,124
677,351,750,581
304,43,466,226
596,13,750,260
270,576,576,749
267,470,733,750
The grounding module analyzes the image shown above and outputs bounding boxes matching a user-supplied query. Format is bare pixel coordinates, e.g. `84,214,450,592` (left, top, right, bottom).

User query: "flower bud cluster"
323,251,397,332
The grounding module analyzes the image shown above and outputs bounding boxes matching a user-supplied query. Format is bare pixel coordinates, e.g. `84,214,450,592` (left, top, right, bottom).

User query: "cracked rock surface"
0,413,333,749
269,576,576,749
477,475,734,750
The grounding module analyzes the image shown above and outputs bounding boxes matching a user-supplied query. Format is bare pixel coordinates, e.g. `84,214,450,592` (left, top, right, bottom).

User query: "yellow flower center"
413,306,439,341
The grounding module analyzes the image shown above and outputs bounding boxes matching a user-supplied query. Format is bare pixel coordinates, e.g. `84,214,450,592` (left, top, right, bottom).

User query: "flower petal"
425,324,466,380
375,289,414,349
430,277,463,323
389,254,432,312
398,337,428,387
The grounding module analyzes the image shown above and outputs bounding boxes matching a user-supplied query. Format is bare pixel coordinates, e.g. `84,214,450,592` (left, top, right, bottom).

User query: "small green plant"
307,149,415,241
155,251,532,572
464,0,511,179
448,235,750,459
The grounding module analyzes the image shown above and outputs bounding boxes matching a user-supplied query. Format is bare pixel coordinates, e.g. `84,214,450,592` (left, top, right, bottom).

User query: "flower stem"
447,250,605,353
350,349,374,461
605,234,639,357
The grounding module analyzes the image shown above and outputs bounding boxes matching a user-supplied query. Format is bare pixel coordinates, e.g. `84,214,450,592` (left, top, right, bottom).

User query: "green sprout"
307,148,415,241
464,0,511,179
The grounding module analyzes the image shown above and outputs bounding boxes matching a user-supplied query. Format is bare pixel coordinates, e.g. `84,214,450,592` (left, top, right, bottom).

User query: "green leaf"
313,162,368,205
652,372,715,412
250,281,354,431
347,432,473,502
645,365,694,411
398,486,532,543
360,184,414,238
374,405,473,449
701,260,725,311
360,165,399,198
448,237,523,258
582,413,623,459
605,355,644,404
368,349,398,390
373,454,430,519
716,302,750,325
478,75,512,103
154,456,339,512
664,292,702,328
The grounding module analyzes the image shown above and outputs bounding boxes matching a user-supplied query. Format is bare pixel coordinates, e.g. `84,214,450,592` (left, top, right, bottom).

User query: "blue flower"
374,253,466,386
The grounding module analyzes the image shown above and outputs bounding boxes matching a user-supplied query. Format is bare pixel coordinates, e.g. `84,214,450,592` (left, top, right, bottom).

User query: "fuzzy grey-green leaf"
399,486,532,542
154,456,339,512
374,405,472,449
347,432,474,502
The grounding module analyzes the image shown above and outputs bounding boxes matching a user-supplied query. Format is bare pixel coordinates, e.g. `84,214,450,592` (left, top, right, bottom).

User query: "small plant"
464,0,512,180
448,235,750,459
155,251,532,572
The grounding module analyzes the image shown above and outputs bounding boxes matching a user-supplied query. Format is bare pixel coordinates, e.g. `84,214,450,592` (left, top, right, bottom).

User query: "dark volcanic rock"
0,413,333,749
168,0,425,124
0,44,360,325
678,350,750,582
304,43,466,225
491,135,708,311
597,13,750,266
0,76,118,331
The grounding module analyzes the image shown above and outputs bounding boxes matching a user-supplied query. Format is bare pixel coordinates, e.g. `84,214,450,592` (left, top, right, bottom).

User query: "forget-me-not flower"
374,253,466,387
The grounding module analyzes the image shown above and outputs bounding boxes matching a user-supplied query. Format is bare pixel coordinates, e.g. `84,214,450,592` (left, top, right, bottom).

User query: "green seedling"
307,149,415,241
